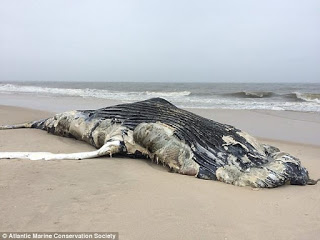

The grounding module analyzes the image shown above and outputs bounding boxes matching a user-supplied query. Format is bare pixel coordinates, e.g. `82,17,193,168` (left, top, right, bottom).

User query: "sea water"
0,82,319,112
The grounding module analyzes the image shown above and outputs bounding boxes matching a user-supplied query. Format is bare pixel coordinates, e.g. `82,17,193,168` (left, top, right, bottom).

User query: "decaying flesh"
0,98,318,188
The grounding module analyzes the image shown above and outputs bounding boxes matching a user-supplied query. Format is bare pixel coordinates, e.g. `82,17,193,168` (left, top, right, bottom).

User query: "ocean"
0,82,320,112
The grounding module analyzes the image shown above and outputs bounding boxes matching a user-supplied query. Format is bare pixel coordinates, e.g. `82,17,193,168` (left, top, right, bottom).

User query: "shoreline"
2,91,320,112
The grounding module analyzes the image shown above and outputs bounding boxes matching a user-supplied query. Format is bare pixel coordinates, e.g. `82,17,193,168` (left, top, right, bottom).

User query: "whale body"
0,98,315,188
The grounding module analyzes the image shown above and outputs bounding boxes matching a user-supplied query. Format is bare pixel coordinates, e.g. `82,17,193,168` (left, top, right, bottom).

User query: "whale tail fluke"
307,178,320,185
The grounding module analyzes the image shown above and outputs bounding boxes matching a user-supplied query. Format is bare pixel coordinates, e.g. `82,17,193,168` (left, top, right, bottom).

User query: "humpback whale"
0,98,318,188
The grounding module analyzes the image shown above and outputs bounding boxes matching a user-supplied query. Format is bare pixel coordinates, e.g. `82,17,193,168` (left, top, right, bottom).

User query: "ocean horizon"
1,81,320,112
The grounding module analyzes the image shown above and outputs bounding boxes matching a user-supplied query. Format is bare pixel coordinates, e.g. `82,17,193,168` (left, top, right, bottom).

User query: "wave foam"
146,91,191,97
0,84,191,100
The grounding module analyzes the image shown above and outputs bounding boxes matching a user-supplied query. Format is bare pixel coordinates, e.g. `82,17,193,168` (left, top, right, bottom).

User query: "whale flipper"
0,140,122,160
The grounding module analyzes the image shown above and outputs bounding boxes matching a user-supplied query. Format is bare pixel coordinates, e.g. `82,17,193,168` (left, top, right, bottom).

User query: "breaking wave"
291,92,320,104
226,91,320,103
146,91,191,97
226,91,274,98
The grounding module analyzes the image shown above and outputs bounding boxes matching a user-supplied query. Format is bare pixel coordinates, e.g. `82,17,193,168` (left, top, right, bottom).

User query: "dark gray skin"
0,98,318,187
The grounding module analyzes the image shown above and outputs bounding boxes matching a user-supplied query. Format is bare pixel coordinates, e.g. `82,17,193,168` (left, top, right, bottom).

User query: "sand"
0,103,320,240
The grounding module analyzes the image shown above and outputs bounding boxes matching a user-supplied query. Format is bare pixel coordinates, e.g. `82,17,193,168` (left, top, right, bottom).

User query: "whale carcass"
0,98,317,188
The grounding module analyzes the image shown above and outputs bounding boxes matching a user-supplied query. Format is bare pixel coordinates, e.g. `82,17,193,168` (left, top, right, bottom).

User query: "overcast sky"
0,0,319,82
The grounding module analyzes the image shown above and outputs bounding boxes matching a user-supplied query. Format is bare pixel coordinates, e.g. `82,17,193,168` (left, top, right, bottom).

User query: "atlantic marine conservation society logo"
0,232,119,240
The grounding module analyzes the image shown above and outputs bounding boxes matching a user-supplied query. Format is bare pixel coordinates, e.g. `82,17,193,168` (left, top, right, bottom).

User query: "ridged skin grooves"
33,98,309,187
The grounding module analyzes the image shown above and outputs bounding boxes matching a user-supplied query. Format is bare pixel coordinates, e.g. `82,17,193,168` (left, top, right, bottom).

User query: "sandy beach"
1,99,320,240
1,0,319,238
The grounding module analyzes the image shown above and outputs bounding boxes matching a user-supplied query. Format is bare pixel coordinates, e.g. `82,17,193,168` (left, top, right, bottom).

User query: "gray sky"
0,0,319,82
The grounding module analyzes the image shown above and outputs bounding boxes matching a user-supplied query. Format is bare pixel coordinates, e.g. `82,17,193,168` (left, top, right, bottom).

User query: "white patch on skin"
68,112,98,141
216,144,300,187
195,143,225,166
122,129,150,157
156,121,175,133
216,159,287,187
91,121,126,147
271,151,301,165
236,131,265,155
222,135,249,152
216,165,242,185
241,155,251,164
225,154,244,170
133,123,200,176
